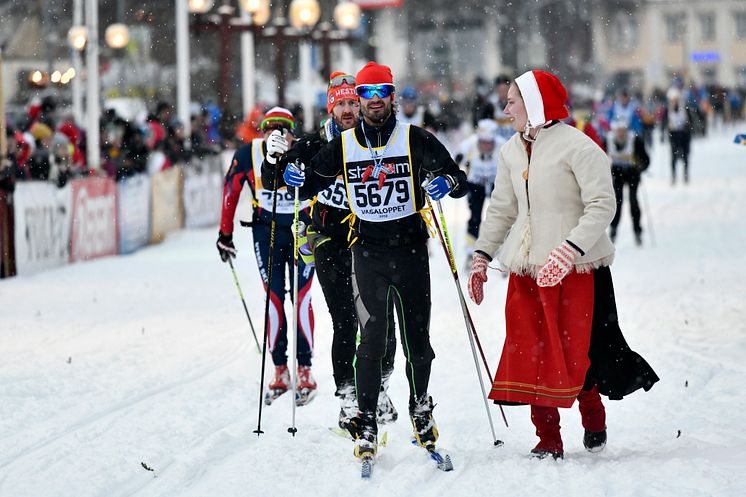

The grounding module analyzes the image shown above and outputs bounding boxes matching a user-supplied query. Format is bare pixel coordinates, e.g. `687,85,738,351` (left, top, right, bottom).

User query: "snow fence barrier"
1,155,225,279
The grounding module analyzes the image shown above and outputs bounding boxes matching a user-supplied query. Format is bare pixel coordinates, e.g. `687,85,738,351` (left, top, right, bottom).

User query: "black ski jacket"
264,114,467,247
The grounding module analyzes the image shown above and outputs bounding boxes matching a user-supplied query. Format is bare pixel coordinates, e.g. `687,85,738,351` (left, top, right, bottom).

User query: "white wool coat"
474,122,616,276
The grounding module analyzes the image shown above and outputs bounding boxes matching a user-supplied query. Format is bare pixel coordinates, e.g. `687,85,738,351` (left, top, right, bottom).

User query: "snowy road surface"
2,127,745,497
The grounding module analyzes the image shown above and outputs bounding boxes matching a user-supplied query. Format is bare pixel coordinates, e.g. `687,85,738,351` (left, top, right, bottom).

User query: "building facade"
594,0,746,93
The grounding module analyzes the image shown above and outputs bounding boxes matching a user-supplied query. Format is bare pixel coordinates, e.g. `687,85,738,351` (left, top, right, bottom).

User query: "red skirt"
488,272,594,408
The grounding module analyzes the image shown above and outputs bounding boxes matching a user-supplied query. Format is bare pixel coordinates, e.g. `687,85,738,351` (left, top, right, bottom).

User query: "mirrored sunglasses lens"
357,85,393,99
331,75,355,87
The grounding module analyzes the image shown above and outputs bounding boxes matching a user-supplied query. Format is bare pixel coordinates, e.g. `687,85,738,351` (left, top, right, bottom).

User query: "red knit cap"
327,71,358,113
260,106,295,130
515,70,569,128
355,61,394,87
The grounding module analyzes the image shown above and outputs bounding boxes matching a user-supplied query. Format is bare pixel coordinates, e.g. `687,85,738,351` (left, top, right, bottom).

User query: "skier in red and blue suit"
216,106,318,405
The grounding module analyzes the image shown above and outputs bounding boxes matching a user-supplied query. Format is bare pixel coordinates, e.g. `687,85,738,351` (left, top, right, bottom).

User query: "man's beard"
334,112,358,131
362,102,391,125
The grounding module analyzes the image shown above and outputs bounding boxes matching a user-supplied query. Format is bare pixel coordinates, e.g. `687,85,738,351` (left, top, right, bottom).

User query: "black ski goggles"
355,84,395,100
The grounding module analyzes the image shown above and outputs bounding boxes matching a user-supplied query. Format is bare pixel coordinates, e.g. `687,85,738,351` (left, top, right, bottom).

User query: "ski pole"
288,163,303,437
432,195,508,429
422,189,508,428
640,179,656,248
227,257,261,353
254,144,283,436
424,192,506,443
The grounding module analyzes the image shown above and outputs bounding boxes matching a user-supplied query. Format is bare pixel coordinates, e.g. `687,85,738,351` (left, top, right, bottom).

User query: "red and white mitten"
536,241,579,287
467,252,490,305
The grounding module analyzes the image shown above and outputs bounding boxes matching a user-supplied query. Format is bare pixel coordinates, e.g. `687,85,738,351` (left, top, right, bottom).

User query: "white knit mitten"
536,241,579,287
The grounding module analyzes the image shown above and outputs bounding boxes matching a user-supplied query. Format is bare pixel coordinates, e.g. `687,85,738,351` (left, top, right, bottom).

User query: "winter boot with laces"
376,372,398,424
337,383,358,430
295,365,317,406
264,365,290,405
410,394,439,449
350,411,378,459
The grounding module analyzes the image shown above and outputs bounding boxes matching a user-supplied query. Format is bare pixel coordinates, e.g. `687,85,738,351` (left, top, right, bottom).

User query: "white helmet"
476,119,498,141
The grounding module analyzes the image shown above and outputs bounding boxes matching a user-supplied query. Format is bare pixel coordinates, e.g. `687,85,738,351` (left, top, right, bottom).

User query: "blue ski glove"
425,175,455,201
284,162,306,187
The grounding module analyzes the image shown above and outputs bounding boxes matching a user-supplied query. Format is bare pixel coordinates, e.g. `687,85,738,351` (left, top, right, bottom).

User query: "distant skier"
216,107,318,406
606,118,650,245
454,118,506,264
396,86,436,131
491,75,517,142
664,88,693,185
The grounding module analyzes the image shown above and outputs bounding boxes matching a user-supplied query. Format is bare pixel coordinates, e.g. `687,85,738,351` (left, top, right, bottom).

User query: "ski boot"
337,383,358,430
376,373,398,424
350,411,378,459
264,365,290,405
583,428,607,453
295,365,317,406
410,394,439,450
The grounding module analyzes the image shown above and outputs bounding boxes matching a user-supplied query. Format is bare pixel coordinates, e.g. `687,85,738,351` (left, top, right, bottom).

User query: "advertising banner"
183,159,222,229
13,182,72,275
151,166,183,243
118,174,151,254
69,177,119,262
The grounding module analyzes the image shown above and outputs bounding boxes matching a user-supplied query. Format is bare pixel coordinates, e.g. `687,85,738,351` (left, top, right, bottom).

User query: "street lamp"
190,0,361,120
289,0,322,29
105,23,130,49
251,1,271,25
239,0,263,14
68,0,133,170
289,0,322,131
334,2,361,31
189,0,214,15
68,26,88,50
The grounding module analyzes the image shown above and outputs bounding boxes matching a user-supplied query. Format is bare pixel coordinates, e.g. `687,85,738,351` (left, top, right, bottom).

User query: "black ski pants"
312,235,396,393
669,130,691,181
467,181,487,240
351,241,434,415
610,164,642,235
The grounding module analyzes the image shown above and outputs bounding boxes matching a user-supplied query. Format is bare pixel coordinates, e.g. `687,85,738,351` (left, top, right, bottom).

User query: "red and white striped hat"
260,106,295,130
515,70,569,128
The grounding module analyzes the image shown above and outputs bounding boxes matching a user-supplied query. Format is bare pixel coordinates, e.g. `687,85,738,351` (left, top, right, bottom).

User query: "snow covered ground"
2,125,745,497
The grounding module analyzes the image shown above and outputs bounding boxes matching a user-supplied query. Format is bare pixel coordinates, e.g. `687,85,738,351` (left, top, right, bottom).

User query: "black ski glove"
216,232,236,262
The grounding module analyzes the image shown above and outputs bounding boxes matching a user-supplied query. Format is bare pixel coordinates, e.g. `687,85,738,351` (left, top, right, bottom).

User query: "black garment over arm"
304,134,344,200
408,125,468,199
